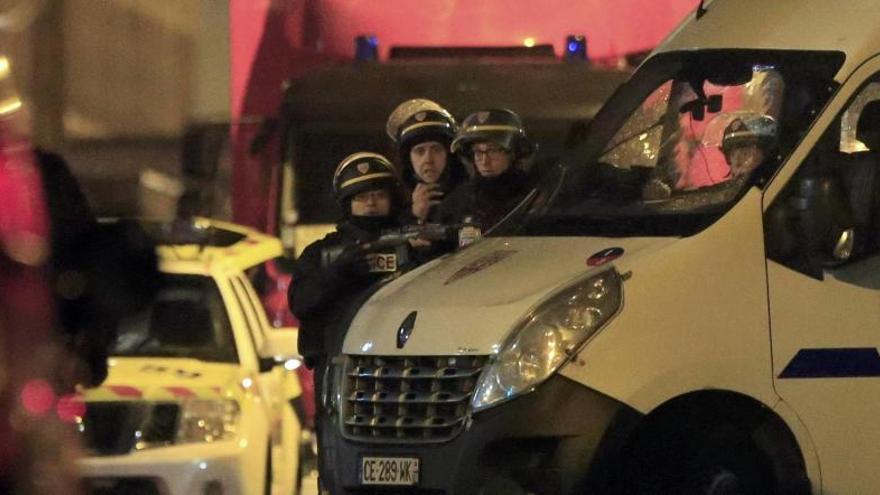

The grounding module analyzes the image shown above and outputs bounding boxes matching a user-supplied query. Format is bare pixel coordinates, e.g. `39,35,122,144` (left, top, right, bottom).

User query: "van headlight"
176,399,240,443
471,269,622,411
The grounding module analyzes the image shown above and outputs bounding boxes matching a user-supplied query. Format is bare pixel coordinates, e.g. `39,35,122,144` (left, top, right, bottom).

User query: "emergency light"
565,34,588,62
355,35,379,62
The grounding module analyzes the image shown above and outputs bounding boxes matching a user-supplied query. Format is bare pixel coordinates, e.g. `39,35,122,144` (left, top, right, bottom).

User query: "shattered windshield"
504,50,843,237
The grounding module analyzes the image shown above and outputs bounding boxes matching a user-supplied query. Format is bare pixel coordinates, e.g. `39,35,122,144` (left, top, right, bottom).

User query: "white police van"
319,1,880,493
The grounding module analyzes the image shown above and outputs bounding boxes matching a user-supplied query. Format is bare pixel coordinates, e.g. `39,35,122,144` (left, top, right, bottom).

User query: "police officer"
386,98,467,223
288,152,407,492
721,115,777,179
438,108,535,246
289,151,406,363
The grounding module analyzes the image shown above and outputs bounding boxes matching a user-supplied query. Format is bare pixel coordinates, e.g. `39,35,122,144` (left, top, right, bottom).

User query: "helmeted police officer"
288,152,408,493
386,98,467,223
438,108,535,246
720,115,778,178
289,151,406,363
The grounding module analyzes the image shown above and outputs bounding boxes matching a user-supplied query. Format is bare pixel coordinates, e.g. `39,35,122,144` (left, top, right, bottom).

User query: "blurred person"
0,53,82,494
439,108,535,246
0,12,159,491
386,98,467,223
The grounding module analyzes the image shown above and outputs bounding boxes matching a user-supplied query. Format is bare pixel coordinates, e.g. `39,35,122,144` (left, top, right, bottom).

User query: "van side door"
764,56,880,493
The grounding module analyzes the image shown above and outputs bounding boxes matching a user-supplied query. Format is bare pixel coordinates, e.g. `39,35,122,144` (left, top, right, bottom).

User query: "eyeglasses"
472,145,508,159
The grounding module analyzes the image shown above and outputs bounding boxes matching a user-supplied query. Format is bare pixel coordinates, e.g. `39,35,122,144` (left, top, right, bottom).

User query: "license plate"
360,456,420,486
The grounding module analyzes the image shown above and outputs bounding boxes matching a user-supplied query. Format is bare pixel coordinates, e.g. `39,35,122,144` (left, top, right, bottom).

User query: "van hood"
344,236,674,356
82,357,242,401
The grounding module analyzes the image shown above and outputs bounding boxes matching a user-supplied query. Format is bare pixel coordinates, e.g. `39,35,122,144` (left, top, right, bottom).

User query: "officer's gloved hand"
328,243,369,277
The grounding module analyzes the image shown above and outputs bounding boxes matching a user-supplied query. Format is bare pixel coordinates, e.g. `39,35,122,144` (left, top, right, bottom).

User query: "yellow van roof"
153,218,282,275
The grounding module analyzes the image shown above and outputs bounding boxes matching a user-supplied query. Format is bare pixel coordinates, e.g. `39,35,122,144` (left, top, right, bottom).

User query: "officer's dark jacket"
437,168,532,233
289,219,391,361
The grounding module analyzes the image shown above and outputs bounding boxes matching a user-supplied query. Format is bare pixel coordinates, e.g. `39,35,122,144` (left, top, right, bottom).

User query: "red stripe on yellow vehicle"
107,385,143,398
166,386,197,398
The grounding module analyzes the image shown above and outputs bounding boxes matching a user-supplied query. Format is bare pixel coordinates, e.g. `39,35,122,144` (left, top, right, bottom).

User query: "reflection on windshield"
623,69,783,197
112,274,238,362
511,50,843,238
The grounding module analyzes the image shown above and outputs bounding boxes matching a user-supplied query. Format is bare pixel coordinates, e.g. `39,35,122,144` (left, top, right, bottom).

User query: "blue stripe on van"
779,348,880,378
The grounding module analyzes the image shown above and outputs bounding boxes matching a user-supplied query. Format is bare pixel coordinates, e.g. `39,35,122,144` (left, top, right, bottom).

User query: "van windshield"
500,50,844,237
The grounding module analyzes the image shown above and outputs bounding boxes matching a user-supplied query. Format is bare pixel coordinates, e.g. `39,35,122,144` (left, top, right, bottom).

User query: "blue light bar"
565,34,588,62
355,34,379,62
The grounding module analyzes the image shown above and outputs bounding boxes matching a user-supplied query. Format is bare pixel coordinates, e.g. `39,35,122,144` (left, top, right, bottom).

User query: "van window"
766,74,880,279
502,50,844,238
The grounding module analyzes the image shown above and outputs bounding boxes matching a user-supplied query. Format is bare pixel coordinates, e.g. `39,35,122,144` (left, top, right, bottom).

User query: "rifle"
361,223,459,250
321,223,459,271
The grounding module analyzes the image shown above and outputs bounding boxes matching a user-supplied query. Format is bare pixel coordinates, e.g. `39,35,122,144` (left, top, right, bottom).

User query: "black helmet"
332,152,399,205
386,99,457,149
451,108,533,159
720,115,778,157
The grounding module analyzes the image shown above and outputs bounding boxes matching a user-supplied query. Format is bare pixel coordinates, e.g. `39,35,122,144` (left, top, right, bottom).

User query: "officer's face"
472,141,512,178
409,141,447,184
350,189,391,217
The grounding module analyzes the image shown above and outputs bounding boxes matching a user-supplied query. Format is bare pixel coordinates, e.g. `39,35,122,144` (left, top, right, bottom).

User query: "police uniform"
288,152,406,362
288,152,410,492
387,99,467,223
438,108,534,241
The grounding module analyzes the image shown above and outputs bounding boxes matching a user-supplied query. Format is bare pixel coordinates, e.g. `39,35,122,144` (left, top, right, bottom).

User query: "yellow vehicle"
77,218,303,495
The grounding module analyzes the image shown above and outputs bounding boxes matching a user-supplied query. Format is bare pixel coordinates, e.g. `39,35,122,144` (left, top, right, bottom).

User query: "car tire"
619,422,775,495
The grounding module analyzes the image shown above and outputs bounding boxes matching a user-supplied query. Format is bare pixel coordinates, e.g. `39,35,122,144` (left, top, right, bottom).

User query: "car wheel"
619,423,775,495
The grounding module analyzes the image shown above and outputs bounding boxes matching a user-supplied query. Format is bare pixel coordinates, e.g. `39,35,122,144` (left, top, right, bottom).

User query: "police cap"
386,98,457,150
333,152,399,204
451,108,533,158
721,115,778,156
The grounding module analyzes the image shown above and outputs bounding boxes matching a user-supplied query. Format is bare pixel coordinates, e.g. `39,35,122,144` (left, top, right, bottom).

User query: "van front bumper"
78,439,264,495
320,374,642,495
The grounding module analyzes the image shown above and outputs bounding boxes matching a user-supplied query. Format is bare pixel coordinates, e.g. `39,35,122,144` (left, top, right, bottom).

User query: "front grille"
341,355,488,442
141,403,179,444
81,402,180,455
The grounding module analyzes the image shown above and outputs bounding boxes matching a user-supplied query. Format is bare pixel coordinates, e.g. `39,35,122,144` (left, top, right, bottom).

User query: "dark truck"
274,47,632,254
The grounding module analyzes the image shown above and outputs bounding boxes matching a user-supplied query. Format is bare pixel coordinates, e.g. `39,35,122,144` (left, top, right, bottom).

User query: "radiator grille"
341,355,487,443
81,402,179,455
